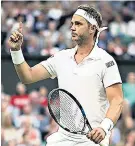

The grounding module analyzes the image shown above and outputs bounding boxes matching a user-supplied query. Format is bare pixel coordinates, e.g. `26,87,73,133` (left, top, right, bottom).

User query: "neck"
77,38,95,55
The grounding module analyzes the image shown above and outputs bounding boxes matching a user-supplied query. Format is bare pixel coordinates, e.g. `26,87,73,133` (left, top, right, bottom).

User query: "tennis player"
8,4,123,146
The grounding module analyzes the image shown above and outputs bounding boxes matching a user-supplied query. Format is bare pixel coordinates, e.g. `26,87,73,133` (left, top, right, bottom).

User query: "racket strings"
49,90,85,132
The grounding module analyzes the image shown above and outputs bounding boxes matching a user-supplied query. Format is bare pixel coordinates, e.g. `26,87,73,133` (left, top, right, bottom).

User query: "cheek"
81,29,90,37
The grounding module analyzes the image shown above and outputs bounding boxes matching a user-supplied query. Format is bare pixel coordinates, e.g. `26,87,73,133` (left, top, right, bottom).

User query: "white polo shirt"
40,45,122,128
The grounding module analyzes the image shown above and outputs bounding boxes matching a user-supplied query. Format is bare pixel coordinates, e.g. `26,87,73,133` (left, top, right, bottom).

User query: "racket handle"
86,119,108,146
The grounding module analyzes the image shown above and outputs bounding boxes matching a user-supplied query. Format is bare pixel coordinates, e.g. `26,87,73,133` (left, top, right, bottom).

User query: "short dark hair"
77,4,102,38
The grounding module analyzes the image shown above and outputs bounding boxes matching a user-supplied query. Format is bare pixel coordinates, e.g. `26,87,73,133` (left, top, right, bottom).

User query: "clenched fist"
8,22,23,51
86,127,106,144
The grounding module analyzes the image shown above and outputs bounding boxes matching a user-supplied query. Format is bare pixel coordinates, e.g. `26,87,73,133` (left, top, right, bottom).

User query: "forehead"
71,14,87,23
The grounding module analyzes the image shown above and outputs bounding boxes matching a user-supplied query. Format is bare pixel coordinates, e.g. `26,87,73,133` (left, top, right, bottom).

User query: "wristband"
99,118,114,135
10,49,25,65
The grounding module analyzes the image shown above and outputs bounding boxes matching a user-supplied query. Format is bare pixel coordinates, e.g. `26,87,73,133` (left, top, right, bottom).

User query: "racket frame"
48,88,93,135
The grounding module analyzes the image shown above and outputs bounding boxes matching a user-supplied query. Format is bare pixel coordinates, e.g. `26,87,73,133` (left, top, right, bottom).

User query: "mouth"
72,33,77,37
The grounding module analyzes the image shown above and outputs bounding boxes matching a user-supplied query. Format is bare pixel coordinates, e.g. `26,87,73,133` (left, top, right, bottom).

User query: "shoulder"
98,48,114,61
98,47,116,67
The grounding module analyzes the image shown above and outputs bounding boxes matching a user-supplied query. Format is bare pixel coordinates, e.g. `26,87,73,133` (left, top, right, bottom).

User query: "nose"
71,24,76,31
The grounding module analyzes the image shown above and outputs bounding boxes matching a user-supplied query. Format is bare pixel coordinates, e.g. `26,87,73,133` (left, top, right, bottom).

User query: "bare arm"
8,22,51,84
87,83,124,144
105,83,124,124
14,62,51,84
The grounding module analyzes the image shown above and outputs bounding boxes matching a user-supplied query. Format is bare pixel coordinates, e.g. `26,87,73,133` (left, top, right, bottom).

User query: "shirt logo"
106,61,115,68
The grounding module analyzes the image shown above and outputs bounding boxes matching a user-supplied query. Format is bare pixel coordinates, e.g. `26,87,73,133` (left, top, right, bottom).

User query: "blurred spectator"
47,2,63,20
123,72,135,106
26,34,41,55
33,11,47,33
14,103,40,128
43,20,60,45
127,15,135,38
98,30,108,49
109,14,127,37
127,39,135,58
125,128,135,146
17,132,32,146
54,33,67,50
29,89,50,141
29,90,44,114
98,1,114,24
4,139,17,146
10,82,30,110
121,5,133,22
38,86,48,107
107,41,117,57
40,38,59,56
112,37,126,56
1,94,20,125
17,119,42,146
2,113,19,143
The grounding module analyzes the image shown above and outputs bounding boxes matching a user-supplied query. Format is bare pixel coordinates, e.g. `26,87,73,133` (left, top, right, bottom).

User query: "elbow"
21,79,32,85
19,75,33,85
21,81,30,85
22,82,30,85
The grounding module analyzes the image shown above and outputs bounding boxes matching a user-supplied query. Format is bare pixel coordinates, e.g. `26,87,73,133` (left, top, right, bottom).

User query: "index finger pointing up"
18,21,23,33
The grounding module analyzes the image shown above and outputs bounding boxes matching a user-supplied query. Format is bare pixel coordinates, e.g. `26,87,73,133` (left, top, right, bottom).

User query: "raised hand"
8,22,23,51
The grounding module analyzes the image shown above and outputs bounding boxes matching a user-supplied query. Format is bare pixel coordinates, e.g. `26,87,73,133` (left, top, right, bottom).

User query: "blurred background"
1,1,135,146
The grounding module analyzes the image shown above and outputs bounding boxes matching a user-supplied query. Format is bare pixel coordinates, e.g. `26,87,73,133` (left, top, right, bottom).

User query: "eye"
75,22,81,25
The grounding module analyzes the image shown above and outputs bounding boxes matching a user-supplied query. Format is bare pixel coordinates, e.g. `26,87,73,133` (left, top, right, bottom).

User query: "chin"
72,37,78,41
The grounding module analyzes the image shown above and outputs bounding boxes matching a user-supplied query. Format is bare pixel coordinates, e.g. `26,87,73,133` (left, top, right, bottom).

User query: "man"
8,4,123,146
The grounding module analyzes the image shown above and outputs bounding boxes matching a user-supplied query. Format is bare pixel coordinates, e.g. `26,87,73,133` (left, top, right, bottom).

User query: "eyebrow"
71,20,83,24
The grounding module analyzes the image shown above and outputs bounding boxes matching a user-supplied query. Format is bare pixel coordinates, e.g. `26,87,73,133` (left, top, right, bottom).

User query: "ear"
89,25,96,34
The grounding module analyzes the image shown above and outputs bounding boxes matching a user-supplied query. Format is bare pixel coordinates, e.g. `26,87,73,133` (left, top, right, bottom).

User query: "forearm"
99,97,123,135
8,22,50,84
14,61,33,84
106,97,123,124
11,49,51,84
10,49,33,84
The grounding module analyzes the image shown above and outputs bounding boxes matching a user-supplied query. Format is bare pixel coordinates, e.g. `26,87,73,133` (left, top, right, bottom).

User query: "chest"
56,57,104,81
56,57,106,103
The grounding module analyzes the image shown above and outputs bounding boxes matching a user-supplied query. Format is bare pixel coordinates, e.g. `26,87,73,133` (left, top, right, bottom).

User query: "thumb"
18,21,23,33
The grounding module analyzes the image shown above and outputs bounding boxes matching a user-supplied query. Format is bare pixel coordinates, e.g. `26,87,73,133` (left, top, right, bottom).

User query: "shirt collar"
70,45,101,60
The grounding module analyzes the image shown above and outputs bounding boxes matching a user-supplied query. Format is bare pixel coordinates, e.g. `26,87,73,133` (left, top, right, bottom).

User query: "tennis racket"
48,88,105,145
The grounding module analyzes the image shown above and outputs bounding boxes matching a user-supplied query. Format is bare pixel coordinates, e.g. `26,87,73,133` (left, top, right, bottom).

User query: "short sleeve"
40,55,57,79
102,58,122,88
